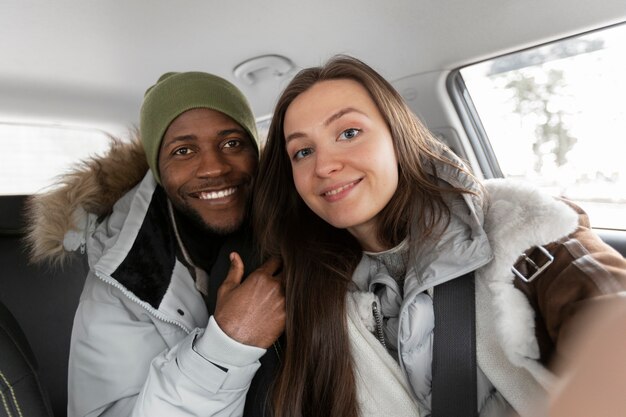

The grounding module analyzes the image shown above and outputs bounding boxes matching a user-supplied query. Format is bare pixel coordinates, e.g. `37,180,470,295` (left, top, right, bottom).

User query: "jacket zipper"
94,270,192,334
371,300,387,348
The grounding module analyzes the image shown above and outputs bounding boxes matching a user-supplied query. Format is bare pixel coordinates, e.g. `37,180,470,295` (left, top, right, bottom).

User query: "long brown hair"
253,55,474,417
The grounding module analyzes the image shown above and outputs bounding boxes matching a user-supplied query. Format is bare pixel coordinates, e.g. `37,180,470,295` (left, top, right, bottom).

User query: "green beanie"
140,71,259,184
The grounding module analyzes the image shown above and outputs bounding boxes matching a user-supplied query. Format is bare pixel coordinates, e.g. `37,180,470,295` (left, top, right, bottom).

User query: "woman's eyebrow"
285,107,368,144
285,132,305,144
323,107,367,127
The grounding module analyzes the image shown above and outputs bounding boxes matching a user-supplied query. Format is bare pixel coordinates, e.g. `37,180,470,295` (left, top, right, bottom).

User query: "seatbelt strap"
431,271,477,417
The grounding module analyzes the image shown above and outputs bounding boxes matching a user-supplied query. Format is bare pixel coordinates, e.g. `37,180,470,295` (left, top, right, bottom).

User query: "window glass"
461,24,626,230
0,123,115,195
256,116,271,148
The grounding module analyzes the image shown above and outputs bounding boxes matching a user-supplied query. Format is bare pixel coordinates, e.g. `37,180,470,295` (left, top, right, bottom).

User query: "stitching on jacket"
563,239,622,294
0,369,23,417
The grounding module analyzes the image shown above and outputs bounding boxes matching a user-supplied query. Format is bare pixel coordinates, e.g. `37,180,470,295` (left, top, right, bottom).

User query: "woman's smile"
320,178,363,201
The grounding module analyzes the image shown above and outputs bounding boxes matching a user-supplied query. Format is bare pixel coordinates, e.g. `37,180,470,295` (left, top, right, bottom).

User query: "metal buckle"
511,245,554,283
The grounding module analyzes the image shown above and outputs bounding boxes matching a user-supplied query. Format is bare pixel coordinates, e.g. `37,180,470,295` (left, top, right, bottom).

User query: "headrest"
0,195,28,235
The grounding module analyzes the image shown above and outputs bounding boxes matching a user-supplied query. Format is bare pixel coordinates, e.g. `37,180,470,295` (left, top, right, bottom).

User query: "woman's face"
283,79,398,251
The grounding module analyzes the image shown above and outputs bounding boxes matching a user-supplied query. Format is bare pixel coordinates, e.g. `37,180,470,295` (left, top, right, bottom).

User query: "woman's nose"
314,147,343,178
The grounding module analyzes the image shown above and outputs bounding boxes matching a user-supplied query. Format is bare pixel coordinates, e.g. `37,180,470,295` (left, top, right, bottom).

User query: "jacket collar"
92,172,177,309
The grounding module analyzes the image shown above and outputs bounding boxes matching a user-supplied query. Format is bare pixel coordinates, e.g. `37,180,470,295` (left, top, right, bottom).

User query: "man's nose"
196,150,231,178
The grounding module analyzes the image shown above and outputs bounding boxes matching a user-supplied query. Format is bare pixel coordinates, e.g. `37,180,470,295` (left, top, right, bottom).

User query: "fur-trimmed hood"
25,134,149,266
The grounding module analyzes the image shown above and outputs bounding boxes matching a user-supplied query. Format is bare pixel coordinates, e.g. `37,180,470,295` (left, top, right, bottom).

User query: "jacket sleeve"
132,318,266,416
68,276,266,417
513,201,626,367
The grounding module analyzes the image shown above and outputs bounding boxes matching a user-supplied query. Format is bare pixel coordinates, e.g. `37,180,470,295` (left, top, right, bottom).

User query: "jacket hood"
25,134,149,266
405,145,492,292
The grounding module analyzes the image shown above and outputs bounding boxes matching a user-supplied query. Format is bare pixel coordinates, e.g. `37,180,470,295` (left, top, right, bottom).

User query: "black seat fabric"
0,300,53,416
0,195,88,417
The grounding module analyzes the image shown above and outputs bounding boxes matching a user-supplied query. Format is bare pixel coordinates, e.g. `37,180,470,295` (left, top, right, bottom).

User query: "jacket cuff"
195,316,267,367
177,316,266,393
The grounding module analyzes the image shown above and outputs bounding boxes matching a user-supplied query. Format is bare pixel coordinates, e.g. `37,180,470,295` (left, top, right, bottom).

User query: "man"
26,72,284,416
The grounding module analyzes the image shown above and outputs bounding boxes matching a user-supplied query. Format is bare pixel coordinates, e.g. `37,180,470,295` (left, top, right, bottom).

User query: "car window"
0,123,115,195
459,23,626,230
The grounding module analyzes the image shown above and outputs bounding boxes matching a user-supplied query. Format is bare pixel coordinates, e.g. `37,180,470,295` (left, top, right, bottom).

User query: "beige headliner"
0,0,624,129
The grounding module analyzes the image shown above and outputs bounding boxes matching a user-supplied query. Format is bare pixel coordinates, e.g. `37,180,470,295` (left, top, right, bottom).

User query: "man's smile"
191,186,238,200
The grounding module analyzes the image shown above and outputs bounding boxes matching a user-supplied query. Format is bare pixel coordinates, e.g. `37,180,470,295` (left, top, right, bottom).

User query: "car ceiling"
1,0,625,131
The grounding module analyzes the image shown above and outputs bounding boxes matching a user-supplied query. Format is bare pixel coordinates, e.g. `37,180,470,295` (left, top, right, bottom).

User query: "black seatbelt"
431,271,477,417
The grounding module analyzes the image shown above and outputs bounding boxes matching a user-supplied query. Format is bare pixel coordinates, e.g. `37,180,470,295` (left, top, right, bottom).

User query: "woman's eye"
293,148,313,161
339,128,361,140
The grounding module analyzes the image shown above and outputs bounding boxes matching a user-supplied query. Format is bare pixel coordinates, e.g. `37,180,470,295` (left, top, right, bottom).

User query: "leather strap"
432,271,477,417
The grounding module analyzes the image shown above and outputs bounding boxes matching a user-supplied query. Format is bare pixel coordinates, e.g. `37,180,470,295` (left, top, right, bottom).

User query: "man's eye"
223,139,241,148
173,147,191,155
339,128,361,140
293,148,313,161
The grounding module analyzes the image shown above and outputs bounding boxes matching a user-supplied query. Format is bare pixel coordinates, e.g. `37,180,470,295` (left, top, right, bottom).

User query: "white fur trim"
479,179,579,367
475,279,553,417
62,207,97,252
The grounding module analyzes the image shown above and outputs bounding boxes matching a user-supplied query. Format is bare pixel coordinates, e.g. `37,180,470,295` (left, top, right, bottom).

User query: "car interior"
1,0,625,415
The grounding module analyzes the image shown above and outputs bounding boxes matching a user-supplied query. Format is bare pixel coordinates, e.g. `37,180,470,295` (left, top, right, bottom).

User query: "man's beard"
170,192,254,236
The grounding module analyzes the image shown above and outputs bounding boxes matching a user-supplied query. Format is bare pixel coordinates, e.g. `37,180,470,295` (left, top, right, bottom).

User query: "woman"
253,55,626,417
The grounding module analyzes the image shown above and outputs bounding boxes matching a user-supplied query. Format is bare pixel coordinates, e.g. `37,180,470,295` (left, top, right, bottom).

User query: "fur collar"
24,134,149,266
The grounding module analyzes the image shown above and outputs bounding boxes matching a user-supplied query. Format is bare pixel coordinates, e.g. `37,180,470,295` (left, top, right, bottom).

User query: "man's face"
158,108,258,234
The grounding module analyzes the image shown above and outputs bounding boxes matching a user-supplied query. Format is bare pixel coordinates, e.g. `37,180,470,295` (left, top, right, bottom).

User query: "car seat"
0,195,88,417
0,299,53,416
